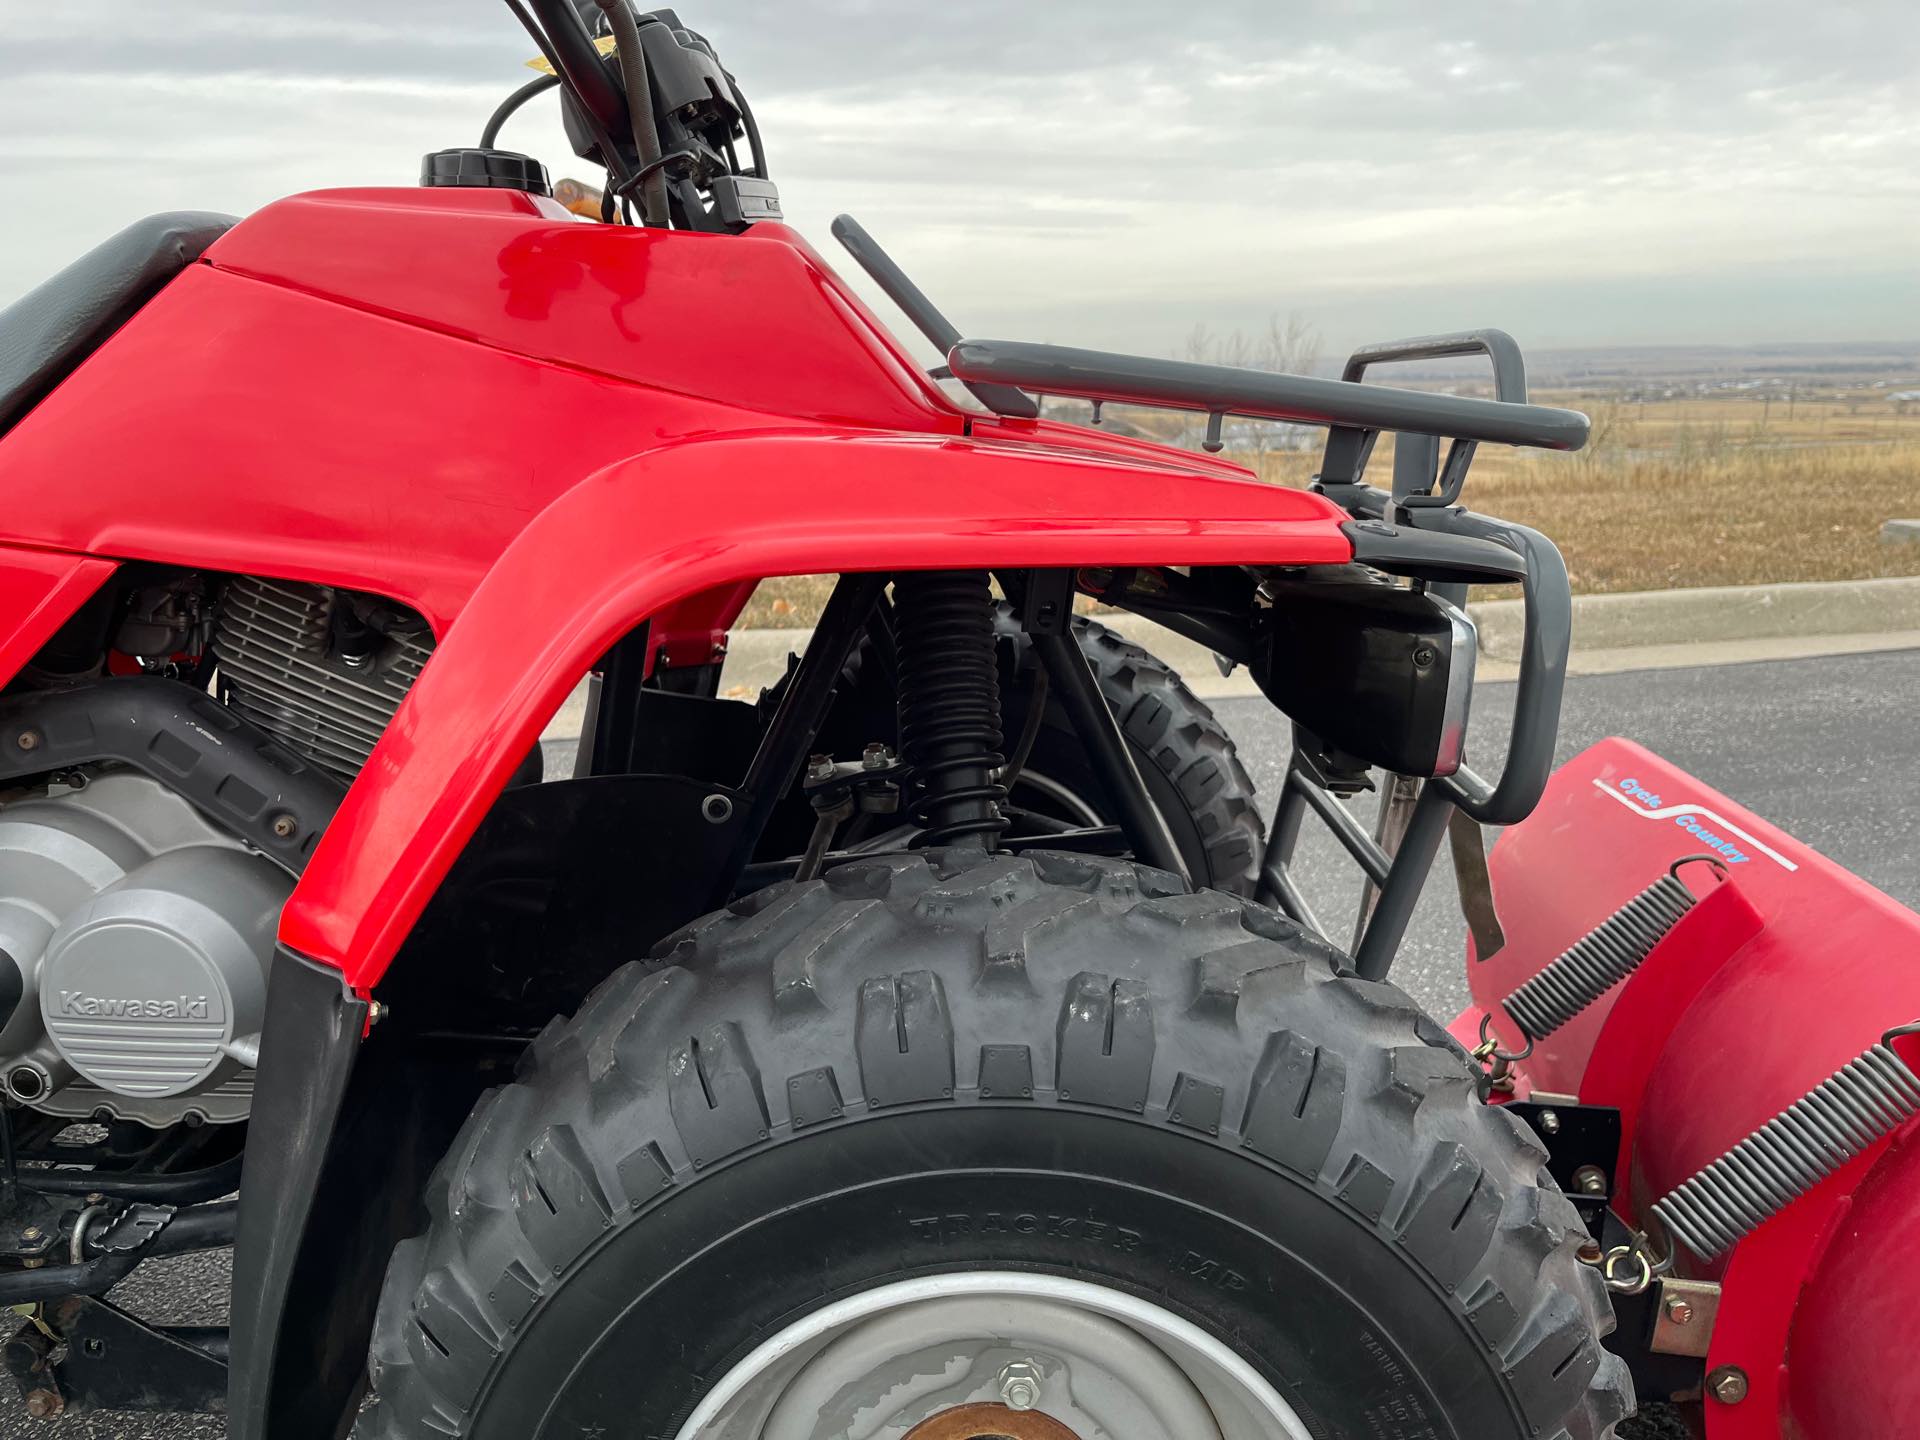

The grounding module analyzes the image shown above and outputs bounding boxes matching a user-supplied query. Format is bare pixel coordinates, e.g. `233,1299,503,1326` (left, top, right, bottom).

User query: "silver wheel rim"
672,1270,1313,1440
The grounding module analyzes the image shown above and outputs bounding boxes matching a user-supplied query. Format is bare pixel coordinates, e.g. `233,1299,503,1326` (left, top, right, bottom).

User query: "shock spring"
1651,1023,1920,1263
1499,856,1726,1045
893,571,1007,847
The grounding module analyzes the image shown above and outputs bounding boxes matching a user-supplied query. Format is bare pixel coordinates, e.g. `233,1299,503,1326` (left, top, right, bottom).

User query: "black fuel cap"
419,148,552,197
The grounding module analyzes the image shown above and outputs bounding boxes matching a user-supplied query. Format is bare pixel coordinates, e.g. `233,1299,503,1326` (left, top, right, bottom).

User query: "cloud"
2,0,1915,353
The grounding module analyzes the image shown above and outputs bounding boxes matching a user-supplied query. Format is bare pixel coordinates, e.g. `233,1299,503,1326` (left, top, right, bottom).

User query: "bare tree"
1175,312,1323,456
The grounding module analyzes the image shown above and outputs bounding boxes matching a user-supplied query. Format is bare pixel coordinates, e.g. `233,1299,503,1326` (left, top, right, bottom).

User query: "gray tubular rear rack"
947,332,1580,977
945,337,1588,453
834,212,1583,981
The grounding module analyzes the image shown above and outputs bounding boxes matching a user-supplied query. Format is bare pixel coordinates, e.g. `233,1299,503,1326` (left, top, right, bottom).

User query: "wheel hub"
902,1402,1084,1440
671,1271,1313,1439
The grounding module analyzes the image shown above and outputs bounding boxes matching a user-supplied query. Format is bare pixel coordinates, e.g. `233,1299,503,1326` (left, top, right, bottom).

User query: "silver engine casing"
0,769,289,1124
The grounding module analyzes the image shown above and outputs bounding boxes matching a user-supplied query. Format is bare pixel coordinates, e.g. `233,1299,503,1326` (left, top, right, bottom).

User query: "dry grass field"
737,385,1920,626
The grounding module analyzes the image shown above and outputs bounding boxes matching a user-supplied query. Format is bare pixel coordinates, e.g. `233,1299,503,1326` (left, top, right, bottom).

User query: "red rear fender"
278,428,1350,987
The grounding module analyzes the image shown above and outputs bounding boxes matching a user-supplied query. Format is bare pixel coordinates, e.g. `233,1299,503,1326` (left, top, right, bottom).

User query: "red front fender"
279,428,1350,987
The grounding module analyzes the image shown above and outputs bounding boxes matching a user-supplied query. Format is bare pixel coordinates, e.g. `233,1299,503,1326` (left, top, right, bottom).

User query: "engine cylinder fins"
1652,1031,1920,1263
213,574,433,782
893,571,1008,847
1500,855,1725,1044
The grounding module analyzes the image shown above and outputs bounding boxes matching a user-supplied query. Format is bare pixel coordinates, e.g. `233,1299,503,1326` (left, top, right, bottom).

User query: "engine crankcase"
0,768,288,1124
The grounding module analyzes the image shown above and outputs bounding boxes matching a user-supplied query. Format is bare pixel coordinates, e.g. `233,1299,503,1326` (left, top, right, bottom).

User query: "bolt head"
271,814,298,838
1538,1108,1561,1135
1709,1366,1749,1405
20,1226,40,1241
16,730,40,752
1664,1296,1695,1326
997,1360,1044,1412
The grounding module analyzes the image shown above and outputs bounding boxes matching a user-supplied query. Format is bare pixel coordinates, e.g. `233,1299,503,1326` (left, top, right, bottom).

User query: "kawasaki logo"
54,992,211,1020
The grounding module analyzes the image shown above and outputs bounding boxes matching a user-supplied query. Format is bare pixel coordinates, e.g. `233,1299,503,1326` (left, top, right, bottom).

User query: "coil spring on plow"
1486,857,1726,1059
1650,1026,1920,1263
893,571,1008,847
1493,857,1920,1281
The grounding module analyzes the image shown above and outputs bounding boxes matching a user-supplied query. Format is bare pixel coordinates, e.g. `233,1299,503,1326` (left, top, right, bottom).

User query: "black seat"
0,211,236,435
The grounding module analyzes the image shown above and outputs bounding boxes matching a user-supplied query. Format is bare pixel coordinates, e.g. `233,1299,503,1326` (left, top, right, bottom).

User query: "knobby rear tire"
994,603,1265,895
360,849,1631,1440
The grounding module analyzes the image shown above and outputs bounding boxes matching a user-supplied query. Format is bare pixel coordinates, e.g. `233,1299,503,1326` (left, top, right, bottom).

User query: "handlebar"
831,217,1039,419
525,0,628,136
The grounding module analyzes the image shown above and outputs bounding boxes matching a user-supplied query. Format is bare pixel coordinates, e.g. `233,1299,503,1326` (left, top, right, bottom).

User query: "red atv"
0,5,1914,1438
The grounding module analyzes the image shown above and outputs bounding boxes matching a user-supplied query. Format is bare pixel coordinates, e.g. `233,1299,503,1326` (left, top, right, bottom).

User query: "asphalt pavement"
10,648,1916,1439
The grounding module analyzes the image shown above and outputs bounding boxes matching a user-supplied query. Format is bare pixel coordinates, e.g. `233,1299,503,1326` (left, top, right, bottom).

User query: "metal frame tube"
718,573,889,904
1031,632,1191,886
1350,784,1454,981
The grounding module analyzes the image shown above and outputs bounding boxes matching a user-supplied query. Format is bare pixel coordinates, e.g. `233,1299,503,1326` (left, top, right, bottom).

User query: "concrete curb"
537,576,1920,743
712,577,1920,702
1469,575,1920,660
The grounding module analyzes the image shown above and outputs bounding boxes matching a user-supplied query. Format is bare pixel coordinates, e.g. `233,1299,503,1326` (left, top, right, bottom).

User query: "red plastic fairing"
0,264,768,635
201,190,964,433
0,547,118,686
1464,738,1920,1438
278,430,1351,987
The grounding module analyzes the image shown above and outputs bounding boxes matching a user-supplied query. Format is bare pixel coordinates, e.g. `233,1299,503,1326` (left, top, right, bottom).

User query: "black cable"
732,76,767,178
998,662,1049,794
592,0,669,226
502,0,639,195
481,71,560,149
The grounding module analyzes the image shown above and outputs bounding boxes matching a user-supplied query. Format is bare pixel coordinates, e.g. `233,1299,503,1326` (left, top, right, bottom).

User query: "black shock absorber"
893,571,1007,847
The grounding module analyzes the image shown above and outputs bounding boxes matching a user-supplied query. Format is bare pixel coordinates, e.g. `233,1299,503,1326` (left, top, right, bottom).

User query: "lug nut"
997,1360,1043,1412
1709,1366,1749,1405
1572,1165,1609,1196
1664,1296,1694,1326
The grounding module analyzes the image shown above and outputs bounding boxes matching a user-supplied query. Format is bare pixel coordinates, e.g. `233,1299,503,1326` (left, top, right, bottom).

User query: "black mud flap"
227,950,368,1439
229,950,515,1440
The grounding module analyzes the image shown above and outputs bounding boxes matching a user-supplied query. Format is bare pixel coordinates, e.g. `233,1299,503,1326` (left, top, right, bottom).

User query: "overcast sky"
2,2,1915,358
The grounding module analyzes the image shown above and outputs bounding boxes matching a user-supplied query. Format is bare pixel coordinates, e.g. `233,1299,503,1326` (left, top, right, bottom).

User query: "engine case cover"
0,770,290,1123
42,848,280,1098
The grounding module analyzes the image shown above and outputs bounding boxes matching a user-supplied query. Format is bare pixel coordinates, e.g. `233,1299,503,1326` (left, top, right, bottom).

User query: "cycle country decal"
1593,776,1798,872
